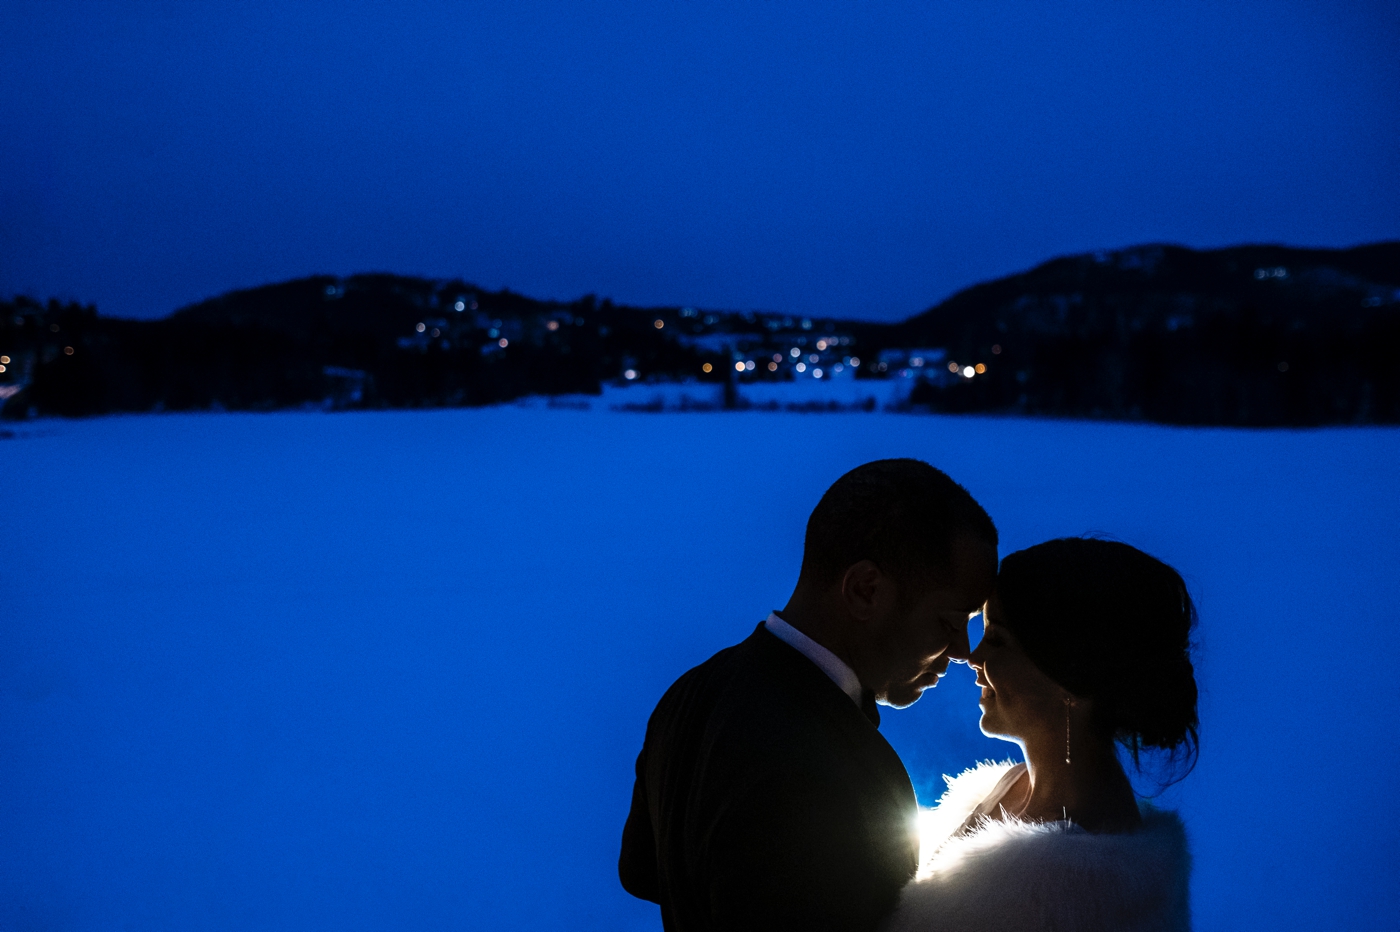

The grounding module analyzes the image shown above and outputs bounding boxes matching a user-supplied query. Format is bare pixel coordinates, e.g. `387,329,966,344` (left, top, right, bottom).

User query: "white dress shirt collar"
764,611,864,708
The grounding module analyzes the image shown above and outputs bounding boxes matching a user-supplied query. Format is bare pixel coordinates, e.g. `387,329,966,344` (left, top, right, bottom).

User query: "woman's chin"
977,710,1011,741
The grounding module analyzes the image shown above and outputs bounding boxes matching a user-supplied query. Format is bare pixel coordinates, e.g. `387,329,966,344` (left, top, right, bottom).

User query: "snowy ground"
2,407,1397,931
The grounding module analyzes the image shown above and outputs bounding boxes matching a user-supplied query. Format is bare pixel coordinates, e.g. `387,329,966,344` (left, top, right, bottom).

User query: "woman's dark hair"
994,537,1198,775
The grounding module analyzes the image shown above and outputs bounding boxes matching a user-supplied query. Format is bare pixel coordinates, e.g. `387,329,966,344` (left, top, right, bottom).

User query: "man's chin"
880,684,927,710
881,672,947,709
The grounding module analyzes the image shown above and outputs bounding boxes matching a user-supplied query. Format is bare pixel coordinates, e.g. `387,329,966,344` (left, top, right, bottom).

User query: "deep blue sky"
3,1,1397,322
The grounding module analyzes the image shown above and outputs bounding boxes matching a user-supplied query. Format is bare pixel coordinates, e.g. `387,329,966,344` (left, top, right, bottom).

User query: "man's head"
783,459,998,708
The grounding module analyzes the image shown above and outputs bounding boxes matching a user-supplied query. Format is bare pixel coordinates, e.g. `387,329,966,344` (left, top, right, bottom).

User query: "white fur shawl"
883,761,1191,932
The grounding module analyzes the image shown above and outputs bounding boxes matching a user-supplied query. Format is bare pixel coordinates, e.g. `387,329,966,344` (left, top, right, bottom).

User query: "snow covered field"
2,407,1397,931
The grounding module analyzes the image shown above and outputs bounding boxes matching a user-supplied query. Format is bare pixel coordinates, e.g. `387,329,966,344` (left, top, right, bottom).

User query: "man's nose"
944,621,972,662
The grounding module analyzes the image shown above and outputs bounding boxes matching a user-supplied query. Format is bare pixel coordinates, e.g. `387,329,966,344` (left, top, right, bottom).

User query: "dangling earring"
1064,697,1073,765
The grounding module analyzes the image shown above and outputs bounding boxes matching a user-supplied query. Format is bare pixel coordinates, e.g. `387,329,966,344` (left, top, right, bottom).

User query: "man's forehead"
951,536,999,587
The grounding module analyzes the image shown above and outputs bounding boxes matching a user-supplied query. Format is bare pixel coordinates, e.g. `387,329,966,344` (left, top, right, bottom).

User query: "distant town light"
416,322,426,333
808,354,819,363
948,362,960,373
0,356,8,364
767,361,778,372
801,318,813,330
547,320,559,331
961,366,974,379
796,362,807,373
850,357,860,367
498,338,509,348
790,347,801,358
431,328,440,338
833,363,843,373
991,344,1002,355
702,362,713,373
735,361,745,372
813,368,823,379
772,353,783,363
454,300,466,311
974,363,986,374
744,360,756,371
0,364,6,373
911,357,924,367
624,369,638,380
816,340,828,351
654,319,665,329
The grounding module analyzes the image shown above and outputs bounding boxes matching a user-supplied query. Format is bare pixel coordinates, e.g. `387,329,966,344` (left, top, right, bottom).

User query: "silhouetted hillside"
891,242,1400,425
2,242,1396,425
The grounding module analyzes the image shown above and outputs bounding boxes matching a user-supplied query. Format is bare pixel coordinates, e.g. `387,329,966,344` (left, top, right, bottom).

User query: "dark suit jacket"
619,623,919,932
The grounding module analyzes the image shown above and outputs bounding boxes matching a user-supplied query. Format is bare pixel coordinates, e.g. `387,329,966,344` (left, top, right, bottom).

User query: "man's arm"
704,769,911,932
618,748,660,903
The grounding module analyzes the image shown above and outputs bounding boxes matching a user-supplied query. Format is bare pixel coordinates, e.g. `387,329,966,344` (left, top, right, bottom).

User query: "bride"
885,538,1198,932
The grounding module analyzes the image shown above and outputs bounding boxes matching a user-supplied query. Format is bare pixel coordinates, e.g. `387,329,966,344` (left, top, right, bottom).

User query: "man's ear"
840,560,890,622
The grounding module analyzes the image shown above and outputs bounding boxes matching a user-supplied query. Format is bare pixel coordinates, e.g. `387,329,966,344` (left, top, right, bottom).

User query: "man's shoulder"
646,624,870,766
654,624,817,715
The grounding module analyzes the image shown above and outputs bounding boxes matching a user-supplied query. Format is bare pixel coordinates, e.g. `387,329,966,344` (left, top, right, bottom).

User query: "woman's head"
969,538,1198,767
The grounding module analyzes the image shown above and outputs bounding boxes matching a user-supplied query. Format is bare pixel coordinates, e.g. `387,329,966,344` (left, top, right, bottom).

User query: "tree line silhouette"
3,242,1396,426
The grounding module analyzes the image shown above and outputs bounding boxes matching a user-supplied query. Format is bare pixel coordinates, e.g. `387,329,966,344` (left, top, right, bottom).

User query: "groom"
619,459,998,931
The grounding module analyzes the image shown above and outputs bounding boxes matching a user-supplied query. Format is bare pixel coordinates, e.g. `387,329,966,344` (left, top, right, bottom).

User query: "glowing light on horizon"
653,319,665,329
974,363,986,374
735,361,745,372
961,366,974,378
624,369,638,380
790,347,800,358
415,323,426,333
948,362,959,373
702,362,713,373
498,338,508,348
795,362,806,373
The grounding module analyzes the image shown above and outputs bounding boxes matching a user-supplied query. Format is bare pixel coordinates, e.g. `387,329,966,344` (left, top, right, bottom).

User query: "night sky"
3,0,1397,322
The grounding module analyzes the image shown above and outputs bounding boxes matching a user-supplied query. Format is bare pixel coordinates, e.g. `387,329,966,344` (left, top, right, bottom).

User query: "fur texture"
884,762,1191,932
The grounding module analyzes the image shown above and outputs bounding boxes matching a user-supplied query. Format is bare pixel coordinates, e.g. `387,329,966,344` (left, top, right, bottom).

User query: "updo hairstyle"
994,538,1198,768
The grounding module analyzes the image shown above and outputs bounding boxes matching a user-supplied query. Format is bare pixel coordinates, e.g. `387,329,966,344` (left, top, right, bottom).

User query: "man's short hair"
800,459,997,588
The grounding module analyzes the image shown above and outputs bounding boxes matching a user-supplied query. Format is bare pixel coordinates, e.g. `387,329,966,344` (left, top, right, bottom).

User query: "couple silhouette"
620,458,1195,932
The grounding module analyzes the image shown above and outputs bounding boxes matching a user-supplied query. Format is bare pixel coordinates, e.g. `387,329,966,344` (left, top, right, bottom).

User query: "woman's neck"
1016,735,1142,833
